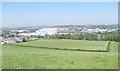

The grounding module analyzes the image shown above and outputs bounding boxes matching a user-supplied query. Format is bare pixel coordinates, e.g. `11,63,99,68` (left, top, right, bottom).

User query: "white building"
11,30,26,33
18,33,31,37
18,33,38,37
36,28,58,36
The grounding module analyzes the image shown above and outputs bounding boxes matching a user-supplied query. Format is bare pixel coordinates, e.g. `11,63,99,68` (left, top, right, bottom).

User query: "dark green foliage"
22,38,27,42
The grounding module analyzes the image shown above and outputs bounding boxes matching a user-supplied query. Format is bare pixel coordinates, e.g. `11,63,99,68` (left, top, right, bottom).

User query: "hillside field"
2,39,118,69
17,39,108,50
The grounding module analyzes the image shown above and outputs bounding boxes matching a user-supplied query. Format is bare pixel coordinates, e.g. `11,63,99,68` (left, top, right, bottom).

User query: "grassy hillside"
2,40,118,69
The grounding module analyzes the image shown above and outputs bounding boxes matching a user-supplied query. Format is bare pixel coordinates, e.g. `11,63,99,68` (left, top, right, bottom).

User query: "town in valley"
0,24,119,44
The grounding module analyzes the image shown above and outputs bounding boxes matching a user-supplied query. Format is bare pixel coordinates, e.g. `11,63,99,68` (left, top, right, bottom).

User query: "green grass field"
17,39,107,50
2,40,118,69
0,55,1,70
110,42,118,52
0,45,2,70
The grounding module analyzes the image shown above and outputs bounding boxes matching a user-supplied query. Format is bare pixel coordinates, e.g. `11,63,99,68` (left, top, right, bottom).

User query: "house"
0,37,23,44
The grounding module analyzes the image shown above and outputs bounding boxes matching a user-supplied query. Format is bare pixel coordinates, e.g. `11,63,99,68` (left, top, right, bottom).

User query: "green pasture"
110,42,118,52
2,40,118,69
17,39,107,50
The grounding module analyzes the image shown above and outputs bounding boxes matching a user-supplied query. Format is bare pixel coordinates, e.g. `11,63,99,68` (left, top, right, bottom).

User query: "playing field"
2,40,118,69
17,39,108,50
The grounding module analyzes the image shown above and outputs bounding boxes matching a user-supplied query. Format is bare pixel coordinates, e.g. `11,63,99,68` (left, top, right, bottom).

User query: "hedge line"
106,41,111,52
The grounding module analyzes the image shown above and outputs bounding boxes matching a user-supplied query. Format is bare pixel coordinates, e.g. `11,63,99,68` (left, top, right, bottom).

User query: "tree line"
38,32,119,42
1,31,119,42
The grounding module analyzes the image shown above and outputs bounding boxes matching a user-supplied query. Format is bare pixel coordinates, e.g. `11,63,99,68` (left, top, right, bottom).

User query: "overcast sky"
2,2,118,27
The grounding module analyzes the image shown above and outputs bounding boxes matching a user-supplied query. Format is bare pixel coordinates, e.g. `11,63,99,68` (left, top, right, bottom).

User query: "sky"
2,2,118,27
1,0,119,2
0,3,2,27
